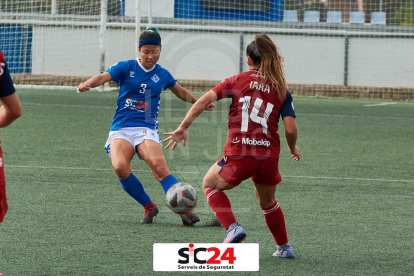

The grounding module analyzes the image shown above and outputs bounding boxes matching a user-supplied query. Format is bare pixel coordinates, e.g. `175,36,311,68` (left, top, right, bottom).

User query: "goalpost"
0,0,413,99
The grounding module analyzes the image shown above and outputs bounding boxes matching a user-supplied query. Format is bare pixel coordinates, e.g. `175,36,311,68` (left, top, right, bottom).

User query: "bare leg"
254,182,276,209
110,138,134,180
110,138,152,209
138,139,198,225
203,162,236,195
203,163,238,230
137,139,171,181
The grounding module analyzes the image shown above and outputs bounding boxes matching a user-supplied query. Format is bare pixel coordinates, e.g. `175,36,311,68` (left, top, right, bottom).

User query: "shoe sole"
272,248,295,258
272,254,294,259
224,233,246,243
183,218,200,226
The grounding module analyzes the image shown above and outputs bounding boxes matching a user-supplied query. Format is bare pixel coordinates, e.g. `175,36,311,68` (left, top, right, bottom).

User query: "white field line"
293,113,410,119
15,88,414,104
364,102,397,107
15,85,118,92
20,102,413,119
6,164,414,183
23,102,116,109
5,165,199,174
282,175,414,183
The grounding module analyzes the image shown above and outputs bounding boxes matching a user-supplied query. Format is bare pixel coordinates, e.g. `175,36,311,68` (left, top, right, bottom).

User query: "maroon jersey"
212,70,294,158
0,50,16,97
0,50,6,82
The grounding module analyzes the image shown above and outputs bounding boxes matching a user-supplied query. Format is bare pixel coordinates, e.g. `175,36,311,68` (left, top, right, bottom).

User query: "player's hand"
77,81,91,92
205,103,215,111
163,126,188,150
289,145,300,161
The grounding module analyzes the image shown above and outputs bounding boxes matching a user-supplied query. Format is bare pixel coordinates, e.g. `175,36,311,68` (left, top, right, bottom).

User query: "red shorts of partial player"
217,156,282,186
0,146,7,223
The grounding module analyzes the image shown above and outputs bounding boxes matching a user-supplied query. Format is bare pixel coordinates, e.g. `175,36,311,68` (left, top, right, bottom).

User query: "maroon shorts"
0,146,6,223
217,156,282,186
0,186,7,223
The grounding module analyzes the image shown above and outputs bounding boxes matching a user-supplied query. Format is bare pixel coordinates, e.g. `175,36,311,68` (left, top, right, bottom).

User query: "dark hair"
139,29,161,41
246,34,287,101
246,42,261,65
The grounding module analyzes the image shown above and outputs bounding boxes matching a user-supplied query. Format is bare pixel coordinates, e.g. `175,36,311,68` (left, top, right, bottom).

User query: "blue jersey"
105,59,176,131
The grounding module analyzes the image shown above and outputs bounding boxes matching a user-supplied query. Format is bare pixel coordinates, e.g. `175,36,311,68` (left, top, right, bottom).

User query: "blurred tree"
391,0,414,25
362,0,413,25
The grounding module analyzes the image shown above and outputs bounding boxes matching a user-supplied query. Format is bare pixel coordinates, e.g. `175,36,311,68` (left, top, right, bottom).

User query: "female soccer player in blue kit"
77,26,214,225
164,34,299,258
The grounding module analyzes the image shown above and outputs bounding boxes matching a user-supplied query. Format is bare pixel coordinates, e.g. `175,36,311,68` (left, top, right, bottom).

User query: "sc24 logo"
178,244,236,264
125,98,148,111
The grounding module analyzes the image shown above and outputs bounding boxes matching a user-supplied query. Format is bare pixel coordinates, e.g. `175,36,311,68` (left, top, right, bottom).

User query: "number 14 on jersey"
239,96,274,134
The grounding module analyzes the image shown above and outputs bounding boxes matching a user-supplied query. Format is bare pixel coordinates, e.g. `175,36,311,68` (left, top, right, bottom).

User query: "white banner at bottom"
153,243,259,271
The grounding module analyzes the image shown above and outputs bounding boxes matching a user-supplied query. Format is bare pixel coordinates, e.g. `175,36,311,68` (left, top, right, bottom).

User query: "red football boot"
140,202,159,224
179,210,200,226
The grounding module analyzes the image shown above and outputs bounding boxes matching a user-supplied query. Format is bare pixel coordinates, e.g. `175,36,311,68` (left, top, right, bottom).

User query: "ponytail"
246,34,287,101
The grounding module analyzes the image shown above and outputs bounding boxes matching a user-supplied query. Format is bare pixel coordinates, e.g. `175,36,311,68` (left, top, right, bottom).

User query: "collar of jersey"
136,58,156,73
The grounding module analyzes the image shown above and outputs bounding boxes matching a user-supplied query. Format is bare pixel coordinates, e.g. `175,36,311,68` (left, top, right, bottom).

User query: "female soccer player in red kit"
0,50,23,230
164,34,299,258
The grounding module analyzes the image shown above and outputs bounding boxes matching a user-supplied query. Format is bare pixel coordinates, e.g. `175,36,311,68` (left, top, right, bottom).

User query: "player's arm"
163,90,217,150
283,116,299,161
178,90,217,129
77,72,112,92
280,90,299,161
169,83,215,111
0,93,22,128
169,83,197,103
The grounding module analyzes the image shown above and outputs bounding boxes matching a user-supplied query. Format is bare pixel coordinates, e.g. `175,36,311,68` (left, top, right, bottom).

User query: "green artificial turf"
0,89,413,275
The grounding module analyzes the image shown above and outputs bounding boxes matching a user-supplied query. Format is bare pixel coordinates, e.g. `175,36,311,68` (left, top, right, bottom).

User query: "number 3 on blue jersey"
239,96,274,134
139,83,146,93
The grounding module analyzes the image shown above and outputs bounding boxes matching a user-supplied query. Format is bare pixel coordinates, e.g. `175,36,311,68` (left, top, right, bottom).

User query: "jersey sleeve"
280,90,296,118
211,77,233,100
276,90,296,121
104,61,128,85
163,70,176,90
0,57,16,97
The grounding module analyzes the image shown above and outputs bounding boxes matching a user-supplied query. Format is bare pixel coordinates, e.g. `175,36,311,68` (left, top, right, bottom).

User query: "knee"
112,161,131,180
152,164,170,181
259,198,276,209
202,175,215,195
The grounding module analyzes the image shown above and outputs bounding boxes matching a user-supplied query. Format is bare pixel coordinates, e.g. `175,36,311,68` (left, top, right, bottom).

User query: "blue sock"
160,174,179,194
120,173,151,207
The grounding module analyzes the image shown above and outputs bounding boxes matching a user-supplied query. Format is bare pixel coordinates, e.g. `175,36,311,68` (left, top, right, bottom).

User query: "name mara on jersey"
249,81,270,93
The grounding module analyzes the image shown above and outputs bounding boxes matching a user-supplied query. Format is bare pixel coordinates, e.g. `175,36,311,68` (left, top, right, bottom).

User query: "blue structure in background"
304,10,320,23
283,10,298,22
0,26,32,74
371,12,386,25
120,0,125,16
326,11,342,23
174,0,283,22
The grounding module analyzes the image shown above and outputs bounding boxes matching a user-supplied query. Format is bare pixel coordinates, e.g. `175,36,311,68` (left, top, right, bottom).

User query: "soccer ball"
166,182,198,214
